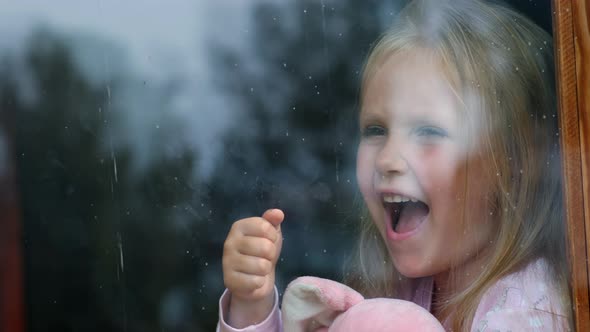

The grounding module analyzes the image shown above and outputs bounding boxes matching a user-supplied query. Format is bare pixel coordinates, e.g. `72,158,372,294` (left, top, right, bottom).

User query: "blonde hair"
345,0,572,330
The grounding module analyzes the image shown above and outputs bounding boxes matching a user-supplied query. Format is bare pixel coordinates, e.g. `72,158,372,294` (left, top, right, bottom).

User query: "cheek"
415,146,465,194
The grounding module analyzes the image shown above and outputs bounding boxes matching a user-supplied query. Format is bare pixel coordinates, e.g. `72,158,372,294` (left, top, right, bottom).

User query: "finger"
233,255,274,276
237,237,276,261
233,217,278,242
261,209,284,229
226,271,267,292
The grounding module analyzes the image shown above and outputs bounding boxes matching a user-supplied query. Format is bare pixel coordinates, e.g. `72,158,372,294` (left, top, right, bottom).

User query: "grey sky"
0,0,262,179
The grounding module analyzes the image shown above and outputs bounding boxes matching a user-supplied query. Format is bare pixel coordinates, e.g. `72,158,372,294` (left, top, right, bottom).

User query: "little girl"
218,0,572,330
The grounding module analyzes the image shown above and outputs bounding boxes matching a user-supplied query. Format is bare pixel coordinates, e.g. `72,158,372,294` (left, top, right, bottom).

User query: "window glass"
0,0,568,331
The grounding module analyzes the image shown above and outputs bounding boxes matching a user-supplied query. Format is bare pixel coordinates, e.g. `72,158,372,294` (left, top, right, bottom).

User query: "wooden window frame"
0,1,588,331
554,0,590,330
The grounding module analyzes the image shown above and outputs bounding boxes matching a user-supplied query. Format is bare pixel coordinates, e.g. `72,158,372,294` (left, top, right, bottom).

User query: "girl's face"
357,52,495,283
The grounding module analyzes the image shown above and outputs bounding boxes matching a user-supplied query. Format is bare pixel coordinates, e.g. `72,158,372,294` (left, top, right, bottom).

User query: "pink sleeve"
470,260,570,331
471,308,569,331
216,288,282,332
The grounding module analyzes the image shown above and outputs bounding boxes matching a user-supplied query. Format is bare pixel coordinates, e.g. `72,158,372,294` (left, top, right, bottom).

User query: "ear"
329,298,445,332
281,276,364,332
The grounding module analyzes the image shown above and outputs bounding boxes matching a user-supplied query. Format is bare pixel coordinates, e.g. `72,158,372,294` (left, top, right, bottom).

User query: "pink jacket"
217,258,570,331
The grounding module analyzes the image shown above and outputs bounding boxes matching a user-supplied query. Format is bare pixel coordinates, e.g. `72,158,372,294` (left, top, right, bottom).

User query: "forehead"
361,51,464,129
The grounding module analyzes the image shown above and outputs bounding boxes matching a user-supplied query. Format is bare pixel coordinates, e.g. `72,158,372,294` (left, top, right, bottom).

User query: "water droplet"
250,87,254,92
205,262,208,266
528,41,532,46
155,124,160,129
283,62,287,68
519,169,524,174
323,249,327,253
303,9,307,13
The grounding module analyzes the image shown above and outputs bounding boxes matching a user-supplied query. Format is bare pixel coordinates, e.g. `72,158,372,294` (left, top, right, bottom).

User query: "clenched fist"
222,209,284,327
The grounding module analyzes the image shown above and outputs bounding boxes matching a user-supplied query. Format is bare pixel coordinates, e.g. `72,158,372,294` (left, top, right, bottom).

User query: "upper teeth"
383,194,417,203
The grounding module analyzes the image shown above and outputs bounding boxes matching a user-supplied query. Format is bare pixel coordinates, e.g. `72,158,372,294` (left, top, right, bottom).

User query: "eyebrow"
358,108,385,125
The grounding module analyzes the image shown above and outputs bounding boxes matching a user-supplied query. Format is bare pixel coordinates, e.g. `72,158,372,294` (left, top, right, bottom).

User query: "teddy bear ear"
281,276,364,332
329,298,445,332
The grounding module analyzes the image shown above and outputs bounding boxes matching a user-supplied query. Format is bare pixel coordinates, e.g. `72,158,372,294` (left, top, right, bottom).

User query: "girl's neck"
431,249,492,320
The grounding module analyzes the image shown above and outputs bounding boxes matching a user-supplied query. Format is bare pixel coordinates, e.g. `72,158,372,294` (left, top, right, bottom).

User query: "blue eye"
362,125,386,137
415,126,448,138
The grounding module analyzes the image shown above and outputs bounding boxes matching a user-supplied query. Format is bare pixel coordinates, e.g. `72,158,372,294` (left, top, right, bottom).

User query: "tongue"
395,202,428,233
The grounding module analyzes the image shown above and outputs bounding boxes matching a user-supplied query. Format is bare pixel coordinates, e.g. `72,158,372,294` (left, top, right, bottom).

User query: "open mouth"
383,195,430,234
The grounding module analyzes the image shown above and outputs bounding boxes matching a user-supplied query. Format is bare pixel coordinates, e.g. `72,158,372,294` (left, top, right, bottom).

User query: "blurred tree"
2,30,203,332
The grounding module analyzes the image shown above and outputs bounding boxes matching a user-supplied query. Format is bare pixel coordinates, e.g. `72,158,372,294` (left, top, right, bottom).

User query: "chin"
391,257,434,279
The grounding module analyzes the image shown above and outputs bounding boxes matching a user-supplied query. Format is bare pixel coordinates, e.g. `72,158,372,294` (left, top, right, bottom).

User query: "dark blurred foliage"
3,31,205,331
0,0,551,331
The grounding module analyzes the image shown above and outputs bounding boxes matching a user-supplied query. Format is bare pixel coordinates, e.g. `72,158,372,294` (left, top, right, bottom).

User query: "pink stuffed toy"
281,277,444,332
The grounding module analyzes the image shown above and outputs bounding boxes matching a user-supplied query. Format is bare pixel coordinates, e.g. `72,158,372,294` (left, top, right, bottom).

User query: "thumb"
262,208,284,230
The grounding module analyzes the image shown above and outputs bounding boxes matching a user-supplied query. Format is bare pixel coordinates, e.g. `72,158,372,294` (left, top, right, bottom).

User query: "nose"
375,136,408,177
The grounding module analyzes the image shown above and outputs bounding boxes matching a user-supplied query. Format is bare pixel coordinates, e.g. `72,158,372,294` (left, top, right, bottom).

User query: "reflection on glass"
0,0,569,331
